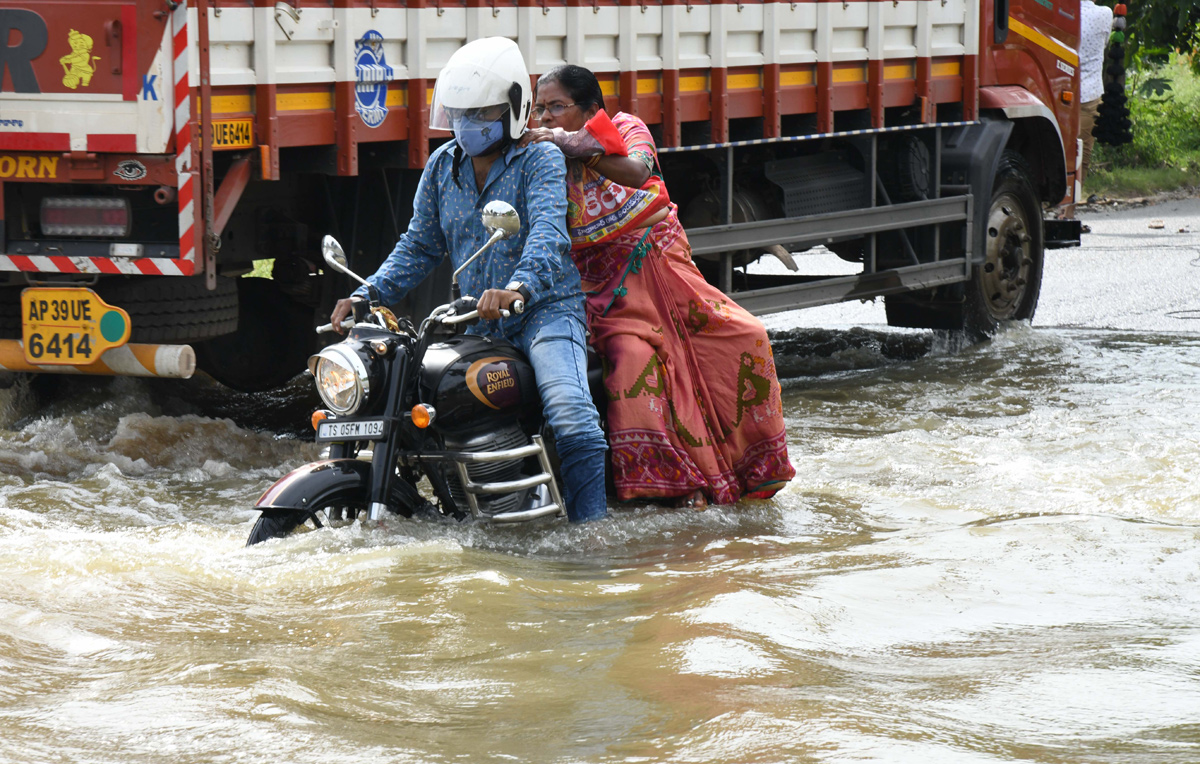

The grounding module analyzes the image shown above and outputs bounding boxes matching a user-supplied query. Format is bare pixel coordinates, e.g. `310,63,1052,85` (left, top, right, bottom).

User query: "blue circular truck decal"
355,31,393,129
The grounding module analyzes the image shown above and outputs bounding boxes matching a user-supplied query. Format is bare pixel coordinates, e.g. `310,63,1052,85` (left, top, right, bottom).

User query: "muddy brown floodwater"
1,198,1198,763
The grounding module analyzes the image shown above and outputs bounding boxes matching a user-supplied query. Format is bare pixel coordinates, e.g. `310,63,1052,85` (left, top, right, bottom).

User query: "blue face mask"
454,113,508,157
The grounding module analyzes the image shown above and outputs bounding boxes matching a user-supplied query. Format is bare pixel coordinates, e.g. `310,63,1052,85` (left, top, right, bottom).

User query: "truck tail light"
40,197,132,237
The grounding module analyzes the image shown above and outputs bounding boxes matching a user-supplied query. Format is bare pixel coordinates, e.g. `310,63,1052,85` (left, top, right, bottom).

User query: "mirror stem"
451,228,506,292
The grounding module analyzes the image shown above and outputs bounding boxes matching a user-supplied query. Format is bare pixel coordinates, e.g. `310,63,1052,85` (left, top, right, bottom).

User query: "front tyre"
245,506,367,545
246,509,317,545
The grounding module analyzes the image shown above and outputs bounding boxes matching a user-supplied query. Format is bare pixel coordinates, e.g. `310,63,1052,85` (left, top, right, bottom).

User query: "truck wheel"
0,287,23,339
94,276,239,343
884,150,1043,337
0,277,238,341
194,277,316,392
963,150,1044,336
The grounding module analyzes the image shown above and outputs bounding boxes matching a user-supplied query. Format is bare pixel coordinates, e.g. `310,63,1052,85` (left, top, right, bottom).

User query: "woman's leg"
654,241,797,494
593,328,717,502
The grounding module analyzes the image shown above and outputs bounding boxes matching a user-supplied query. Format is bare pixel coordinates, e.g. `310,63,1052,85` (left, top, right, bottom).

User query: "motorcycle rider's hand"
330,297,361,334
478,289,521,320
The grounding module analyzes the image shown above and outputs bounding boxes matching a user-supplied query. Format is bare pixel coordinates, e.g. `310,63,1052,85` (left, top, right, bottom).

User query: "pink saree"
569,113,795,504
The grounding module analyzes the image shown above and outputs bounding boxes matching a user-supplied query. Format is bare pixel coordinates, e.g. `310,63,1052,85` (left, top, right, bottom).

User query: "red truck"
0,0,1081,391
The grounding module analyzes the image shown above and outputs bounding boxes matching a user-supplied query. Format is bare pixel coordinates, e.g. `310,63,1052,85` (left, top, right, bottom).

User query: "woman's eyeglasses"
531,102,577,119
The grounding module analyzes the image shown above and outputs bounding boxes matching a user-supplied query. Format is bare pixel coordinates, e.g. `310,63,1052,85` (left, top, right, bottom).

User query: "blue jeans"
517,315,608,523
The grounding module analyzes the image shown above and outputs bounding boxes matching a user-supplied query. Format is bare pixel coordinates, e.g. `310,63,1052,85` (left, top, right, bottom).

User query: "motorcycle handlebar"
316,319,356,334
323,295,521,334
437,294,523,325
441,307,512,325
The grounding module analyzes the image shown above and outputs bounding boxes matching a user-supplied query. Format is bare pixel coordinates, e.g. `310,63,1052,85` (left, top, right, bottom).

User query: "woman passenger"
521,64,795,509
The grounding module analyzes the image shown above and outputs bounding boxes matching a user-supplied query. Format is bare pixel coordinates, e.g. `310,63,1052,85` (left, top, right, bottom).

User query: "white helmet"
429,37,531,143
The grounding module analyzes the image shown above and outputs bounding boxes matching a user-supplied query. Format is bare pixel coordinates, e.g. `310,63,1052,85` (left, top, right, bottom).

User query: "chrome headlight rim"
308,344,371,415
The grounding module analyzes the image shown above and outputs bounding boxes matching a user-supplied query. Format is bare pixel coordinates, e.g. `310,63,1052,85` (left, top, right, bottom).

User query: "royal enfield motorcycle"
247,201,587,545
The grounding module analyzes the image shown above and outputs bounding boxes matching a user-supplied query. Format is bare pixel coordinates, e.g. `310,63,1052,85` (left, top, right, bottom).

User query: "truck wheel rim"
982,192,1032,320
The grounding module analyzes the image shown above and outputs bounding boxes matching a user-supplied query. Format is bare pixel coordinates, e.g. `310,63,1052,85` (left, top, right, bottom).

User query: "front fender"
256,459,371,511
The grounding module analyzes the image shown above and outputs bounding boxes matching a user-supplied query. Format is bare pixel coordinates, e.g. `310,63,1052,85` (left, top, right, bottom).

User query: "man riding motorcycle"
329,37,608,523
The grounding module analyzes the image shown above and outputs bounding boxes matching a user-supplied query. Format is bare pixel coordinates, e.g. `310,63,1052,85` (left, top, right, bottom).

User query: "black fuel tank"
419,335,541,428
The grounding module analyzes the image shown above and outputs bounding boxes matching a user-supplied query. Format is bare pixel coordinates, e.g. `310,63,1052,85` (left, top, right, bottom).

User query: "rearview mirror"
481,201,520,240
322,235,349,271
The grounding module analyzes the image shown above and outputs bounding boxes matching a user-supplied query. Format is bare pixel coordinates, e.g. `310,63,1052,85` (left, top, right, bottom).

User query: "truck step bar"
687,194,973,316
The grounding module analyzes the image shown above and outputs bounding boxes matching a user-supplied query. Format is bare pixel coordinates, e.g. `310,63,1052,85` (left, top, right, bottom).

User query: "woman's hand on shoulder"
519,128,559,148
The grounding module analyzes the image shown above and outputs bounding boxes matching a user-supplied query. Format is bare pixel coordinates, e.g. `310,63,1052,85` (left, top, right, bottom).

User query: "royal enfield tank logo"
465,356,521,411
354,31,393,129
114,160,147,181
60,29,98,89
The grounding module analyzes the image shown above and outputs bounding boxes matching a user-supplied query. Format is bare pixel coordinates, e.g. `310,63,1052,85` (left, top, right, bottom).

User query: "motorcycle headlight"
308,345,371,415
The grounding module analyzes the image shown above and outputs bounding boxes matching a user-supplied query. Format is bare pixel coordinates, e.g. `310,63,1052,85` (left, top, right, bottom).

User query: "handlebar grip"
316,319,356,334
443,308,512,325
511,299,524,314
441,310,479,325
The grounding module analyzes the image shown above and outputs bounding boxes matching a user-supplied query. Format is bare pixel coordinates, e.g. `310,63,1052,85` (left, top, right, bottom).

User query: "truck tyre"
885,150,1044,338
93,276,239,343
963,150,1044,336
0,277,238,342
193,277,316,392
0,287,23,339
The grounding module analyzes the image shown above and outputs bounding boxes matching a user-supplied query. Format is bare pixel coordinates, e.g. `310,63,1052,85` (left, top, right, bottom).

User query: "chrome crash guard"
419,434,566,523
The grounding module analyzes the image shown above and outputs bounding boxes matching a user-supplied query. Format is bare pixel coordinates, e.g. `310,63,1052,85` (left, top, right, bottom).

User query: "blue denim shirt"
353,139,584,341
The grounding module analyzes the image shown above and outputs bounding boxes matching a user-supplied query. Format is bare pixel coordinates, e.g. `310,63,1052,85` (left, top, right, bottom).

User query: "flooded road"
2,199,1199,763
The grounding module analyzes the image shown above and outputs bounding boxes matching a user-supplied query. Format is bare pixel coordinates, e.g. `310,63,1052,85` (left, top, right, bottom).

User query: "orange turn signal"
311,410,329,430
411,404,435,429
1061,90,1074,104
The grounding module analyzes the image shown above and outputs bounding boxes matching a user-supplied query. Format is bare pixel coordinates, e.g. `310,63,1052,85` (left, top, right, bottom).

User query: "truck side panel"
188,0,978,168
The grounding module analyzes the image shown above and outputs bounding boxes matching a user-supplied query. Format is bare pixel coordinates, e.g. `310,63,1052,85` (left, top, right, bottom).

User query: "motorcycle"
247,201,591,546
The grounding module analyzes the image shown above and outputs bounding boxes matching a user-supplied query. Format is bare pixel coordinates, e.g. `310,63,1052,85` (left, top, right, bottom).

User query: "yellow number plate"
210,119,255,150
20,288,131,366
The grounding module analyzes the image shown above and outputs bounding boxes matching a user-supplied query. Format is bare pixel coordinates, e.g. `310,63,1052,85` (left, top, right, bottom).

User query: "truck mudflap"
941,119,1015,258
1044,219,1082,249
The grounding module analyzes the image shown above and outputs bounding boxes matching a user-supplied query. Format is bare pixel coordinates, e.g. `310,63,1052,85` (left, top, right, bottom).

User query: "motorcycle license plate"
317,418,386,442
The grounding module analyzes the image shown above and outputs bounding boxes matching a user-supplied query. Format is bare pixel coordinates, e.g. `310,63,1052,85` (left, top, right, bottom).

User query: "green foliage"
1119,0,1200,74
1089,55,1200,197
1086,166,1197,198
1136,77,1172,98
